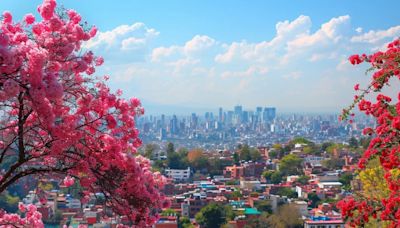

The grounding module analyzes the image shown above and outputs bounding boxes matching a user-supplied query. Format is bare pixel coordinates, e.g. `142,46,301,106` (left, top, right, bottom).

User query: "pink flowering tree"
337,39,400,227
0,0,167,226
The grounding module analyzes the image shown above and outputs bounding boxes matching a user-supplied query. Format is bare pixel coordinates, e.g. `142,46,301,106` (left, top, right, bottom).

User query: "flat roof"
244,208,261,215
305,220,344,224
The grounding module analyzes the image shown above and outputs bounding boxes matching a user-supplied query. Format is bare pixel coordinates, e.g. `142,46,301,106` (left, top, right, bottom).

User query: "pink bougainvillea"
0,0,167,226
338,38,400,227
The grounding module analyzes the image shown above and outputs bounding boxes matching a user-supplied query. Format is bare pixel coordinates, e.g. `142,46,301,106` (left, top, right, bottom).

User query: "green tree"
263,170,283,184
190,156,209,173
224,205,237,221
180,216,194,228
239,144,252,161
161,208,177,216
277,187,297,198
307,192,321,208
321,142,335,152
250,148,262,161
233,152,240,164
209,158,232,176
322,158,345,170
271,172,283,184
339,172,353,190
167,152,188,169
348,137,359,148
166,142,175,155
231,190,242,198
279,154,303,175
296,175,310,185
244,212,269,228
268,150,278,159
226,180,239,185
195,203,227,228
144,143,158,159
266,204,302,228
255,200,272,214
290,137,312,145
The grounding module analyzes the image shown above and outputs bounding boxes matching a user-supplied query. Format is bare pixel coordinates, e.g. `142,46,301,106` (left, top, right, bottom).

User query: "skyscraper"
218,107,223,122
234,105,243,123
263,107,276,122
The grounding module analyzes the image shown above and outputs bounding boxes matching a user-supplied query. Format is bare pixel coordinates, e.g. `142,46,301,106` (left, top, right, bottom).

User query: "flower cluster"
0,204,44,227
338,38,400,227
0,0,167,226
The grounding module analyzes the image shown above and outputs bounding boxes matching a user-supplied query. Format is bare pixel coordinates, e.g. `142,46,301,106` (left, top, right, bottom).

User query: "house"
165,167,191,181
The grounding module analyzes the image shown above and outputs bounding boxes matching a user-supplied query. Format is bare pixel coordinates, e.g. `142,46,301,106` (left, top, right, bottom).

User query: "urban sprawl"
8,106,371,227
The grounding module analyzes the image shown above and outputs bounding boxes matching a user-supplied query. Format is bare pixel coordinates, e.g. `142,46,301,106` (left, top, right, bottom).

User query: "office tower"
161,114,165,127
218,107,223,122
242,111,249,123
190,113,198,129
263,107,276,122
170,115,178,135
234,105,243,124
234,105,243,116
227,111,234,124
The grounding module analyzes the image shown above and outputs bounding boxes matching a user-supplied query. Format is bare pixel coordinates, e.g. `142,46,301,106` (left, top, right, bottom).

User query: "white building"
165,167,191,181
240,180,261,190
317,182,342,189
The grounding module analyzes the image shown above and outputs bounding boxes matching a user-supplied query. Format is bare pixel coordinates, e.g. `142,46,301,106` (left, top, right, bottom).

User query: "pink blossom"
24,13,35,24
3,11,12,23
0,1,167,226
18,202,26,212
89,26,97,37
95,57,104,66
37,0,56,20
63,175,75,187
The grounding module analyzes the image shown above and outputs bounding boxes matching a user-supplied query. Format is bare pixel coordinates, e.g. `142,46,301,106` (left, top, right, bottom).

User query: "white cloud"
351,26,400,44
215,15,312,64
184,35,215,53
287,15,350,51
150,35,215,66
121,37,146,50
95,17,400,112
84,22,159,51
151,46,180,62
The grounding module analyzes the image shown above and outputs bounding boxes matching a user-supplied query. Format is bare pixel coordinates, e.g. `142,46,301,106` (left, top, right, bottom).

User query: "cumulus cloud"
151,35,215,64
85,22,159,50
151,46,180,62
184,35,215,53
351,25,400,44
96,16,400,112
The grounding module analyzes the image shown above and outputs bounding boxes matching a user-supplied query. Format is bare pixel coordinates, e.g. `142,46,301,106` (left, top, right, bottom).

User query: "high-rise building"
218,107,223,122
170,115,178,135
263,107,276,122
242,111,249,123
190,113,198,129
234,105,243,123
234,105,243,116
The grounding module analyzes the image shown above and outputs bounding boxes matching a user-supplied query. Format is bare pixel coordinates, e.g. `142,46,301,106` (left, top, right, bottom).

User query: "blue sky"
2,0,400,114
